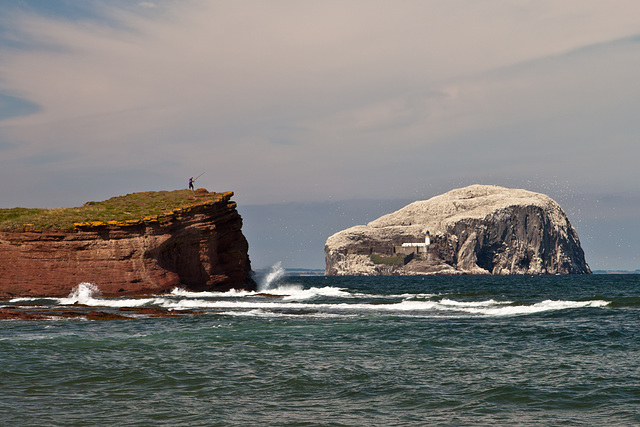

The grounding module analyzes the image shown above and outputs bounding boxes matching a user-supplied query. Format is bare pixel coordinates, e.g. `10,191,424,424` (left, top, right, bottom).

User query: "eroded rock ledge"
0,190,255,297
325,185,590,276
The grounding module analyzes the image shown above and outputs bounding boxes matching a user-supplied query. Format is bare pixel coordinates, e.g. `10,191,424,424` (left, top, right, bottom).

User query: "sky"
1,0,639,271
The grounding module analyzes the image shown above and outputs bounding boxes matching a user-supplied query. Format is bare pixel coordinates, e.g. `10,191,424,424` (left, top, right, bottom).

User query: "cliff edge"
0,189,255,297
325,185,590,276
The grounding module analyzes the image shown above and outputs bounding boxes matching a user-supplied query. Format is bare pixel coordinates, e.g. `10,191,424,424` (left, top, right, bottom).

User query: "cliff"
325,185,591,276
0,189,255,297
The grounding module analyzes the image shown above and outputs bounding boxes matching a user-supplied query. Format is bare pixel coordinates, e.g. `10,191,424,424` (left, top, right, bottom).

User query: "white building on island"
394,233,431,259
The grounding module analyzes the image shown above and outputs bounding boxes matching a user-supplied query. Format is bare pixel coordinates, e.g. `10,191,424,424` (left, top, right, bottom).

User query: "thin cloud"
0,0,640,205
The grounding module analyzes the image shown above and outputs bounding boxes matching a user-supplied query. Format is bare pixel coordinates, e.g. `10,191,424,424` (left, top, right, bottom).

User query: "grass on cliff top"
0,189,227,231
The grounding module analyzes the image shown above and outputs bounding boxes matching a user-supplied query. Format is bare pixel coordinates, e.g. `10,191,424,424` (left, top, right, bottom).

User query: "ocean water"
1,273,639,426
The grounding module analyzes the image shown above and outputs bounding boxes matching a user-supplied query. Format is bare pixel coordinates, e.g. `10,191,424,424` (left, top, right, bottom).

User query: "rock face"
0,191,255,297
325,185,590,276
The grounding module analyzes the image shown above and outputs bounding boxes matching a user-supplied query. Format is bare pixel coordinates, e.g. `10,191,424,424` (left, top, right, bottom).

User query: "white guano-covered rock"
324,185,590,276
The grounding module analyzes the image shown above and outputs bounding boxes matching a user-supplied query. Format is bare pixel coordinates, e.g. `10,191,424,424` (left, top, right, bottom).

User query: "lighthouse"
398,232,431,257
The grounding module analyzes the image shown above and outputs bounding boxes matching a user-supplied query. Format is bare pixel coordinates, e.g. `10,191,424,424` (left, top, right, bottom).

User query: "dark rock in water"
325,185,590,276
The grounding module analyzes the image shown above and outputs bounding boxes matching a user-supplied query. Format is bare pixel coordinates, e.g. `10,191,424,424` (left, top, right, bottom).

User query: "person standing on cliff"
188,177,194,190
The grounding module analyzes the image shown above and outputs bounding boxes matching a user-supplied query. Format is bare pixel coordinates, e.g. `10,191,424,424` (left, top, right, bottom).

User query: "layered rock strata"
0,191,255,297
325,185,590,276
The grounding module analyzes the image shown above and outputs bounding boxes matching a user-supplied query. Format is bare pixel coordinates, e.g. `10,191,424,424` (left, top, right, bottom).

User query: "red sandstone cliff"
0,191,255,297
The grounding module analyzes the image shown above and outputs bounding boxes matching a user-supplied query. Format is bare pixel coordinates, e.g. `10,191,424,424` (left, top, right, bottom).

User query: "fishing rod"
193,172,205,181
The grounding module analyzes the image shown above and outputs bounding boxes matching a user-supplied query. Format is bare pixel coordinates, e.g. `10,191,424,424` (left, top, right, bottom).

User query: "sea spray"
258,262,286,291
57,282,154,308
62,282,102,304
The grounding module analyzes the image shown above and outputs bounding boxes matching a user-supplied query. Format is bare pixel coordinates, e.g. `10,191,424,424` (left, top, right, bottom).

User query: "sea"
1,268,639,426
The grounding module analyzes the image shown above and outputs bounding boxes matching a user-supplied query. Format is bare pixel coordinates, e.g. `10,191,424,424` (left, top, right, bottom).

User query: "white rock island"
324,185,591,276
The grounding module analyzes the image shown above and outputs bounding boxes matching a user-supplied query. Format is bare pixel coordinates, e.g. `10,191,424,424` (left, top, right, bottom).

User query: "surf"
6,277,613,320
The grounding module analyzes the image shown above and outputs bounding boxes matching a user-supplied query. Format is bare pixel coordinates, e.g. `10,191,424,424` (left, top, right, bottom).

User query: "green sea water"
1,274,639,426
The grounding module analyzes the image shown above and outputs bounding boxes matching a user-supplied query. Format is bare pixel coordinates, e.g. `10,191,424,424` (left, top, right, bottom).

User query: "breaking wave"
8,281,610,319
257,262,286,291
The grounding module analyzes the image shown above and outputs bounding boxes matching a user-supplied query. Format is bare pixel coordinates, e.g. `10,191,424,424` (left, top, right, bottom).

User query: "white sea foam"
401,293,439,299
277,286,352,300
437,298,511,307
170,284,354,301
453,299,610,317
169,282,433,302
7,282,611,319
152,298,458,312
58,282,102,304
9,296,58,303
57,283,155,308
8,284,103,304
169,287,257,298
152,293,610,318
